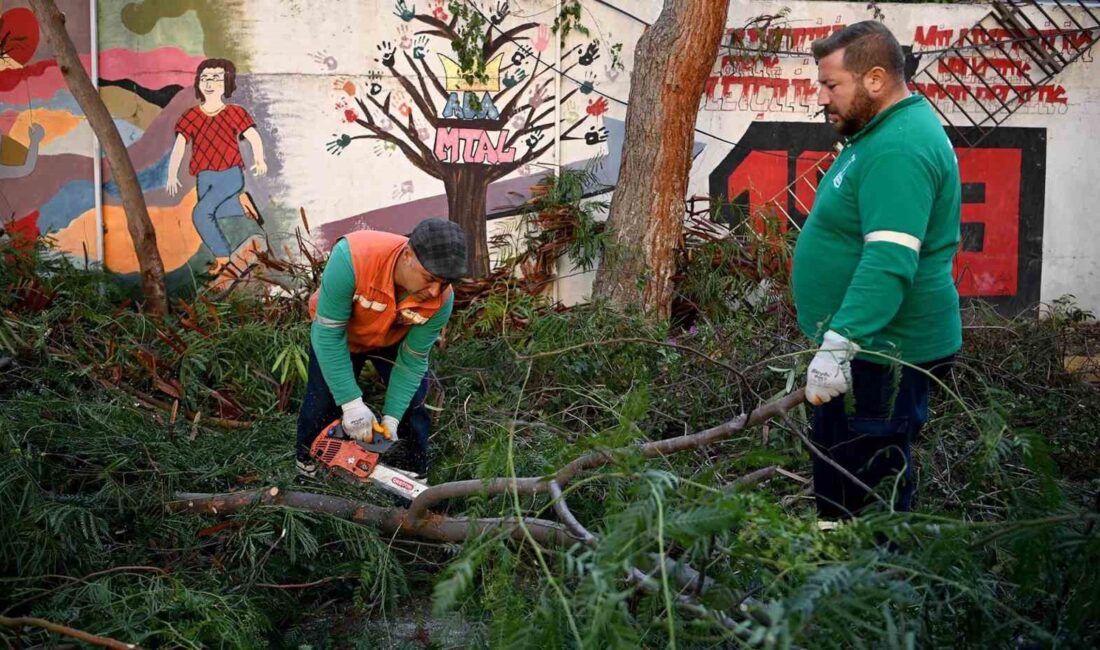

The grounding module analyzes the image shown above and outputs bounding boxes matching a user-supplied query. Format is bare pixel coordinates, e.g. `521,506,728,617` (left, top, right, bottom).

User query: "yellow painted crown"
437,53,505,92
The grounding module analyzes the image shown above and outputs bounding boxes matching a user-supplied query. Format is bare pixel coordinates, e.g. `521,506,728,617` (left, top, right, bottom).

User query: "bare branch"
0,614,139,650
360,94,440,177
393,53,440,126
497,52,546,123
484,22,540,58
550,481,598,547
412,13,458,41
168,486,576,547
171,391,805,550
407,52,447,106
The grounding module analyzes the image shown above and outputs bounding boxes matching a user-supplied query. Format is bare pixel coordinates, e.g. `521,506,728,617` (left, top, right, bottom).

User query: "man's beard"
825,86,879,137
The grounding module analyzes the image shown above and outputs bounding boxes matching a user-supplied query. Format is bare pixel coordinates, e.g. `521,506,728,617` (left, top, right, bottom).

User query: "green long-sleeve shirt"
791,94,962,364
311,238,453,418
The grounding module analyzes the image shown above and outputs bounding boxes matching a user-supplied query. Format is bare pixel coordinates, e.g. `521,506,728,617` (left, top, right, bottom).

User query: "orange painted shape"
8,109,83,147
52,193,203,274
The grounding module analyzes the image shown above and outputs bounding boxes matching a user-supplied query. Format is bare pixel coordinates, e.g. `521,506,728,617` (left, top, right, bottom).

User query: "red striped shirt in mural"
174,104,256,176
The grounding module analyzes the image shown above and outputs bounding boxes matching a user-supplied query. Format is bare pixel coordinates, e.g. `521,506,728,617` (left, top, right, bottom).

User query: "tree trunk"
592,0,731,319
443,166,492,277
28,0,167,316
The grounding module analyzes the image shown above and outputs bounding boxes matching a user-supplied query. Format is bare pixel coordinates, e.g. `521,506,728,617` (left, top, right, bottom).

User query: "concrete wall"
1,0,1097,313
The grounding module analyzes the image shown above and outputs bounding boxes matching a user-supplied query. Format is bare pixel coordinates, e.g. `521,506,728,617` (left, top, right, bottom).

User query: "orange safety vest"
308,230,452,353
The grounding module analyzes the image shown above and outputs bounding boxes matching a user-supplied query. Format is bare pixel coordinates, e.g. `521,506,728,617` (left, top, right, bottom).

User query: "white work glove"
380,415,400,443
340,397,377,441
805,330,860,406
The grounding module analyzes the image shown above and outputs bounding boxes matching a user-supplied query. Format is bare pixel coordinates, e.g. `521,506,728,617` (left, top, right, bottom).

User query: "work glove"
805,330,860,406
340,397,377,441
379,415,400,443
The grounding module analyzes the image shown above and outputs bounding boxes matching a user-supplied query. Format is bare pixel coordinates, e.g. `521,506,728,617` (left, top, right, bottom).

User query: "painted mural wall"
1,0,1097,315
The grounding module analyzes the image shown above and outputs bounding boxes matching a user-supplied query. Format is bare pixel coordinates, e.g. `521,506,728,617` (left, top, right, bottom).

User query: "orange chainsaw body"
309,420,381,481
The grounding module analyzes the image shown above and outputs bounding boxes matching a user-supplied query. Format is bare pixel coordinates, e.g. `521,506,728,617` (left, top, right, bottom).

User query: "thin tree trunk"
443,166,491,277
29,0,167,316
592,0,731,318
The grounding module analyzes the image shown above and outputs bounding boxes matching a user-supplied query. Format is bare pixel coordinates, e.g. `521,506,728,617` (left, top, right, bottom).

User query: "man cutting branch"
295,218,468,481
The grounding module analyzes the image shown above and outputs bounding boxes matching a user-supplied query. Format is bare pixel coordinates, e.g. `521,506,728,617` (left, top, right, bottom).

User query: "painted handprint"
413,35,429,60
502,68,527,89
605,64,620,82
580,72,597,95
333,78,356,96
490,1,510,26
579,41,600,66
586,97,609,117
532,25,551,53
431,0,448,21
377,41,396,68
393,0,415,21
326,134,352,156
310,50,338,71
398,25,413,49
511,44,533,67
369,82,383,96
584,125,609,145
525,129,545,149
528,80,551,110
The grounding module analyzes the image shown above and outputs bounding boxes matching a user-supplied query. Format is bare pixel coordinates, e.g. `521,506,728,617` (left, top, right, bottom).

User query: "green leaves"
272,341,309,383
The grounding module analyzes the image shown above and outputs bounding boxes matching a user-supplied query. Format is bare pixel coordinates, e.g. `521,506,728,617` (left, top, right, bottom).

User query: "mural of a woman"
166,58,267,273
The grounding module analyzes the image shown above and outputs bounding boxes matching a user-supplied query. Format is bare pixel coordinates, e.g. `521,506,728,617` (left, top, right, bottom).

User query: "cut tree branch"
168,487,575,547
171,391,804,550
0,615,139,650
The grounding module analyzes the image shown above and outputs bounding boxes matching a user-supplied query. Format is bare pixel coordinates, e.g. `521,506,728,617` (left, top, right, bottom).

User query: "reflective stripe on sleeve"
316,316,347,328
864,230,921,252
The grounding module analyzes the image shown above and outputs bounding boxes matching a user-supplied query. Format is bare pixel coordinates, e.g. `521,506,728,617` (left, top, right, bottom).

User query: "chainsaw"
308,419,428,500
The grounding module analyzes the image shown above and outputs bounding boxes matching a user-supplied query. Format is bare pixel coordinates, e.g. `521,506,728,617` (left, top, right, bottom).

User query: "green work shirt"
311,238,453,418
791,94,962,364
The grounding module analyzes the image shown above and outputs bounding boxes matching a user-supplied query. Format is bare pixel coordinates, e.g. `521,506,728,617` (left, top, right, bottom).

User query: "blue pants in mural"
194,166,246,257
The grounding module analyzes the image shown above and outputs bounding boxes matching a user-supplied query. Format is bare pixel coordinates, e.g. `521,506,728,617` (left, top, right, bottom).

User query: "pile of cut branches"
2,223,1097,647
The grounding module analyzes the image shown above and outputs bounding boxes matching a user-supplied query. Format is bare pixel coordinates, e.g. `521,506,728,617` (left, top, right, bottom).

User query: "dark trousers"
295,343,432,475
810,356,953,519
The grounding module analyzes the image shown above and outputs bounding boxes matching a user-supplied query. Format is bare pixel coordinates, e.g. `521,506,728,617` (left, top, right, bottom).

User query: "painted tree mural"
325,0,614,276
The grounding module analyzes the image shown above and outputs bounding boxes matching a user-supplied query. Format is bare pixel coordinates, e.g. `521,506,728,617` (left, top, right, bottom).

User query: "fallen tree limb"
167,487,576,547
0,614,138,649
170,390,805,550
407,389,804,521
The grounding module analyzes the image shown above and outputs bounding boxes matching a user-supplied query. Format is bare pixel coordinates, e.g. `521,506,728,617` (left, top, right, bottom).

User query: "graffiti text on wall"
708,123,1045,315
702,17,1085,116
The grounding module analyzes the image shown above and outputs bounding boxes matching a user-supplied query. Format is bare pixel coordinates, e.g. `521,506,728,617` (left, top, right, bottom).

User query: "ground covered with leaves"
1,231,1098,648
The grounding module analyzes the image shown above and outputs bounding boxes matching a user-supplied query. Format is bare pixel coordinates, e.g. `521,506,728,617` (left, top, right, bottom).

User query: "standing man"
295,218,467,483
792,21,961,519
